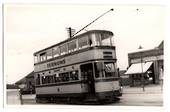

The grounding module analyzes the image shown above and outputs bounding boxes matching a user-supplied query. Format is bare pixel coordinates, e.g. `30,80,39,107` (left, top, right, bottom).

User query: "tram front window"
91,33,113,46
101,33,112,46
104,62,117,77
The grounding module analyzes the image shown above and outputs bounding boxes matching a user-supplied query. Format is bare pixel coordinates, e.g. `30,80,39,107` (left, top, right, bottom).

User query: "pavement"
122,84,163,94
114,84,163,106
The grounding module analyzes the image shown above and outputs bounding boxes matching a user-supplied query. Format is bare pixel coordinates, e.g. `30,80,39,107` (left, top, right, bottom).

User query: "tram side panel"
35,83,88,98
34,49,116,72
35,64,89,99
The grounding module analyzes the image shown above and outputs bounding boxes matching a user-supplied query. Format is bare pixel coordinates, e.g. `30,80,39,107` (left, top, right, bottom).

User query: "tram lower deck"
35,79,121,103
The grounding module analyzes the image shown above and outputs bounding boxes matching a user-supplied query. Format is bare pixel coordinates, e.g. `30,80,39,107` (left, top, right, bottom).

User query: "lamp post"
138,45,145,92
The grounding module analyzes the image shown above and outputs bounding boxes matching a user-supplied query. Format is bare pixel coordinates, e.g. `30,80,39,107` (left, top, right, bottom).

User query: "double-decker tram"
34,30,122,104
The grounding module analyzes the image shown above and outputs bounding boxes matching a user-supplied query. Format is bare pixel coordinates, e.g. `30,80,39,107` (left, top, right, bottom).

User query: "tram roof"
34,30,113,55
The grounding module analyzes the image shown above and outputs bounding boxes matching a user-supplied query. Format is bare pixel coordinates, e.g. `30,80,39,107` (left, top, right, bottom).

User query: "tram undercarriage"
36,90,121,104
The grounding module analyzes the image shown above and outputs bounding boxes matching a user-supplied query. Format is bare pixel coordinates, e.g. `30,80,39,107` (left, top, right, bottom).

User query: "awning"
125,62,153,75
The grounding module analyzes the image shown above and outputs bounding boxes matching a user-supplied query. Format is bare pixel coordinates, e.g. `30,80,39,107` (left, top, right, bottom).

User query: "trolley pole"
72,8,114,37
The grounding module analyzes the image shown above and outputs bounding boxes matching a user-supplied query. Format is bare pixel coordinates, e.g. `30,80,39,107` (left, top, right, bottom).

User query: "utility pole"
139,45,145,92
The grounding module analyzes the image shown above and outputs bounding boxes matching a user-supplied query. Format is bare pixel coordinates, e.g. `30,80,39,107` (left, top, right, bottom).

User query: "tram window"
41,76,46,84
95,34,101,46
101,33,112,46
70,71,79,81
55,75,61,82
59,72,69,82
36,74,40,85
104,62,116,77
94,62,104,78
78,36,88,49
55,77,60,82
47,76,53,83
42,75,54,84
111,37,115,46
34,55,38,63
47,49,53,60
40,52,46,62
45,76,49,84
37,55,40,63
60,44,68,55
59,74,63,81
56,73,59,77
88,34,96,46
65,73,70,81
68,40,77,52
53,46,60,57
54,73,61,82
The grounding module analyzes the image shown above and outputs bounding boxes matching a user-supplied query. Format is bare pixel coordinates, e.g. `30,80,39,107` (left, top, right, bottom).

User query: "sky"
4,4,165,84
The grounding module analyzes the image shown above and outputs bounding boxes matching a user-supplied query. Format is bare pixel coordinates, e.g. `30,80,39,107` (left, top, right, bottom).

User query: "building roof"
158,41,164,49
25,71,34,78
7,84,20,89
128,41,164,59
15,71,34,85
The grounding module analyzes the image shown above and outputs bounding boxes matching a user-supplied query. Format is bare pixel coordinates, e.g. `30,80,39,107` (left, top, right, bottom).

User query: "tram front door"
80,63,95,95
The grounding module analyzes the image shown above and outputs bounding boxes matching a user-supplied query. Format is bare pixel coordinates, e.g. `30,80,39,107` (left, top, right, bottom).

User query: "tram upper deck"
34,30,116,72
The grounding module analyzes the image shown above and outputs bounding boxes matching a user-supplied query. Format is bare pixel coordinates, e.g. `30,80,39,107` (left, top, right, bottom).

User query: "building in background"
119,70,130,86
125,41,164,86
15,71,35,94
